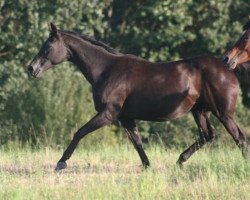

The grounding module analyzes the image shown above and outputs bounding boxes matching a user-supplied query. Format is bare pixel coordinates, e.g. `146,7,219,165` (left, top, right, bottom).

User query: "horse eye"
46,37,53,44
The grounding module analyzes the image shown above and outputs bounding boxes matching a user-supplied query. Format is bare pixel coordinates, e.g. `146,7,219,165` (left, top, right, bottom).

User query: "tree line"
0,0,250,147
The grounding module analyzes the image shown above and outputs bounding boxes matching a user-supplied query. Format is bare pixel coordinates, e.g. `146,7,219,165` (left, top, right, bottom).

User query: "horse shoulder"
92,69,131,112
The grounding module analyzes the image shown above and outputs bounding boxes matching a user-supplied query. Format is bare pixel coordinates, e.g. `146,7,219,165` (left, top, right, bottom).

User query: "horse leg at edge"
217,115,248,159
177,110,215,168
120,118,150,168
55,109,114,171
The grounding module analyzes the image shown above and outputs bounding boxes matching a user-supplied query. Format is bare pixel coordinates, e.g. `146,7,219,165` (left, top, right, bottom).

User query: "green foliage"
1,0,250,147
0,0,115,147
109,0,195,60
108,0,244,60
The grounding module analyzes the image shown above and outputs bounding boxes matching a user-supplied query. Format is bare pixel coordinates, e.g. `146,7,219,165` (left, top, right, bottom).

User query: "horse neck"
64,34,116,84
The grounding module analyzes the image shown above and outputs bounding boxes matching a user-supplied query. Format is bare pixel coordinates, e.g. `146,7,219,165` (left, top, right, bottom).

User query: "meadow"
0,143,249,200
1,1,250,200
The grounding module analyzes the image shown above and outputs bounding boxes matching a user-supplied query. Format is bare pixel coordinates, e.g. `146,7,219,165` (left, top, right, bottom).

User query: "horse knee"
207,132,215,141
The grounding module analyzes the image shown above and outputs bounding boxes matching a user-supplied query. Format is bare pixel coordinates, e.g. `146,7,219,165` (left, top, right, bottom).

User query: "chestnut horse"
28,23,248,171
223,16,250,69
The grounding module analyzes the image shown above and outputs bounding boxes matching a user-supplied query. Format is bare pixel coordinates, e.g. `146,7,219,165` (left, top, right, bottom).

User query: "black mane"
243,20,250,30
61,30,122,55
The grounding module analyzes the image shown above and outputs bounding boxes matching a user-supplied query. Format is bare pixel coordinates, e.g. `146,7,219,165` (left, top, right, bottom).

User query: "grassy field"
0,144,250,200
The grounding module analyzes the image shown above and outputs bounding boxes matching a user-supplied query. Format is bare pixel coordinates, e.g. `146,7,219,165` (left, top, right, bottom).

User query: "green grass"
0,144,250,200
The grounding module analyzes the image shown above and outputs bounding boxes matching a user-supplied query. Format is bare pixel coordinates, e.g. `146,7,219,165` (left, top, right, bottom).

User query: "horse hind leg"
177,110,215,168
217,115,248,159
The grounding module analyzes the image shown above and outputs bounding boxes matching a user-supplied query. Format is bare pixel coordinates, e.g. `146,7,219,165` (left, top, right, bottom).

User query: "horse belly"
121,92,198,121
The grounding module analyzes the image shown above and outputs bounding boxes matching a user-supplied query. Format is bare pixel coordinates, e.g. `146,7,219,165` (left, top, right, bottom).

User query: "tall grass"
0,144,249,200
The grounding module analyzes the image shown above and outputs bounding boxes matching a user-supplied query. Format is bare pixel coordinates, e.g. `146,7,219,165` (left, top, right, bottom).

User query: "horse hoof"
176,160,184,169
143,162,150,169
55,162,67,171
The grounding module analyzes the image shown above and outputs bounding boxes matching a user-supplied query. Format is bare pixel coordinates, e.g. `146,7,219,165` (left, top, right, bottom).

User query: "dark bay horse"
28,23,248,171
223,16,250,69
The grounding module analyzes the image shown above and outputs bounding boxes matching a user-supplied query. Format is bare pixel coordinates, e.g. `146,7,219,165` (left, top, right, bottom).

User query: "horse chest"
92,81,128,112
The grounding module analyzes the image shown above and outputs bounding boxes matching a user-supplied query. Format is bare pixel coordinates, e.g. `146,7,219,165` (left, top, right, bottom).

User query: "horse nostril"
28,65,34,73
223,56,229,64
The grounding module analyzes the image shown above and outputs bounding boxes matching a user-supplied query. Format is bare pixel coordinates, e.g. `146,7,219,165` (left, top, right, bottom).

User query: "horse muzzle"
222,56,237,70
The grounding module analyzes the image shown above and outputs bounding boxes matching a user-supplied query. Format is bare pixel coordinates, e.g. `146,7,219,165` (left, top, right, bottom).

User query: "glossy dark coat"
28,23,248,171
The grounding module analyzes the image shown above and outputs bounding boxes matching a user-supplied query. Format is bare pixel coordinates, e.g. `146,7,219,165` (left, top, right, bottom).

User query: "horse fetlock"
242,143,249,160
177,154,187,168
176,159,184,169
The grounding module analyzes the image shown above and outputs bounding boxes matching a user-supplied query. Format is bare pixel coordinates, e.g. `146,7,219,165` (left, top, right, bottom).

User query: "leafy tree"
0,0,250,147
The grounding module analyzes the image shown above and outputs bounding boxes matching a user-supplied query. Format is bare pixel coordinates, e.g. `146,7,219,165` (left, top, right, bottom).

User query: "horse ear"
49,23,58,37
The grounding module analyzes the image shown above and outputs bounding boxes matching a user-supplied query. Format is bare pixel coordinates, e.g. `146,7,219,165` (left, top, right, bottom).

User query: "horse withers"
28,23,248,171
223,16,250,69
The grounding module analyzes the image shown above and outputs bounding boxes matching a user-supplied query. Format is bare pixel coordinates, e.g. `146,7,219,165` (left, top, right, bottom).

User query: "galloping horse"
28,23,248,171
223,16,250,69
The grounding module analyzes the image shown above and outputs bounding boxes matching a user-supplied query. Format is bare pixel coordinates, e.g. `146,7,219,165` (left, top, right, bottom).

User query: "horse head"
27,23,69,77
223,16,250,70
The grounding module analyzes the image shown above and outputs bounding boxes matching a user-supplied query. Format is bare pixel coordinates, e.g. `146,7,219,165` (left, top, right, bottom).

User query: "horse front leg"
177,110,215,168
55,109,115,171
120,118,150,168
217,115,248,160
